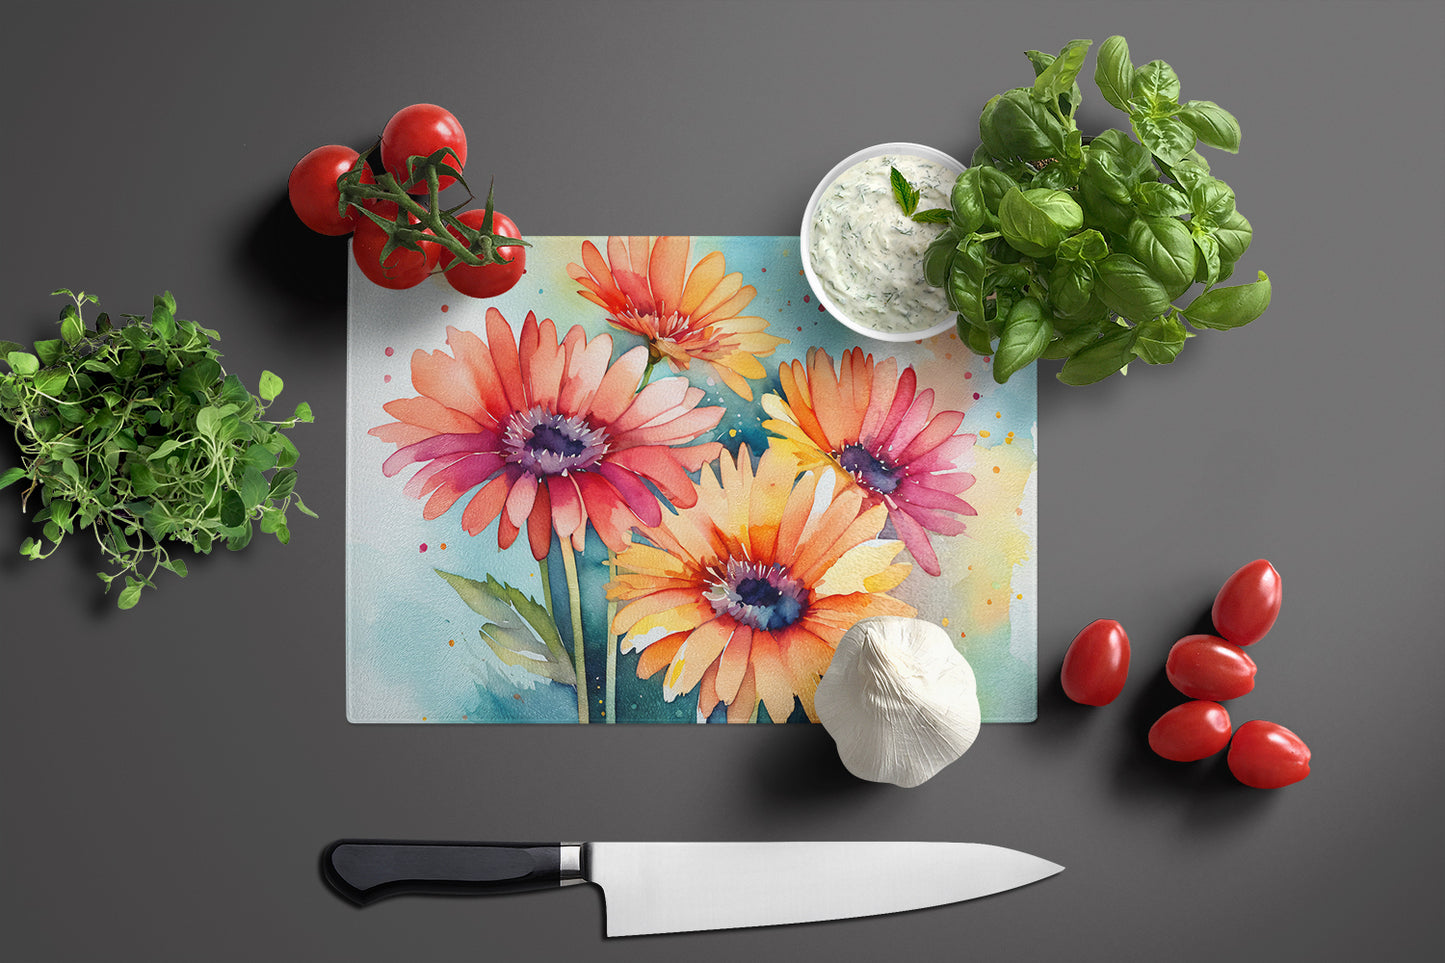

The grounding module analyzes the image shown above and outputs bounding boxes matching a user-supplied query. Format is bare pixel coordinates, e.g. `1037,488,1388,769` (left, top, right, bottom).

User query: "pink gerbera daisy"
761,347,977,577
370,308,725,559
567,236,787,401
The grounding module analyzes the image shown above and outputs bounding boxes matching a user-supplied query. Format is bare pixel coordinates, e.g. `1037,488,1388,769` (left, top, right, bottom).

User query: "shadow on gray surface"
238,191,350,328
745,723,888,808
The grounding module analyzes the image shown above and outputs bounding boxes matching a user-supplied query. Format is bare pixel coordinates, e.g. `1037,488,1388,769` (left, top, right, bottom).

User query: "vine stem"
560,539,589,724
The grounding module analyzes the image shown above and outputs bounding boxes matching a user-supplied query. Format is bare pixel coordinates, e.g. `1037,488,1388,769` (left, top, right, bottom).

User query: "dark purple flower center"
503,407,608,476
704,559,808,632
838,443,901,495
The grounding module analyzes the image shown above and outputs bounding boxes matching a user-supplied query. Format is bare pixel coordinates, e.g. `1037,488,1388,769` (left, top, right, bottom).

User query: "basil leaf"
1095,254,1173,322
1033,39,1092,108
976,166,1018,223
1183,271,1271,329
979,88,1069,161
950,170,989,234
1095,36,1135,112
1049,260,1097,318
1131,60,1182,114
1132,314,1188,364
0,466,27,490
947,241,990,329
1042,318,1105,360
1057,228,1109,262
995,298,1053,384
1058,325,1138,385
959,317,995,356
1133,181,1191,217
1000,187,1082,258
1177,100,1241,153
1193,232,1222,285
1126,216,1198,299
1212,209,1253,263
1133,116,1196,166
922,230,959,287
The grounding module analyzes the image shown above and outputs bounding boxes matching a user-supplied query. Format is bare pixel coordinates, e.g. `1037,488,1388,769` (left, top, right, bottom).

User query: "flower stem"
605,551,618,724
560,540,589,724
538,555,555,621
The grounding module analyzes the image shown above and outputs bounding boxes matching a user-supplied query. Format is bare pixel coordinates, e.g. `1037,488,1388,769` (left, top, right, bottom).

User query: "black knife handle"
322,840,574,906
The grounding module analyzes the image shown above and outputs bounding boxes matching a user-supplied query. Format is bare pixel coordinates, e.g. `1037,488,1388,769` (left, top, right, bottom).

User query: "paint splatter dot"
761,267,767,272
440,304,449,313
729,429,738,437
514,693,523,700
995,411,1002,419
973,392,981,400
1016,593,1024,600
1016,507,1024,516
803,295,810,303
383,374,392,383
439,543,447,550
422,716,428,721
419,543,428,552
992,466,1001,473
384,347,394,357
818,304,826,312
987,599,993,605
941,617,950,627
448,639,455,647
797,326,803,332
980,430,991,438
964,371,972,379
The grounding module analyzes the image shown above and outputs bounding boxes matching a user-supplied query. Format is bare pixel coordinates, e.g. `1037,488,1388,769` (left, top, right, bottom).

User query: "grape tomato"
1165,634,1257,701
1060,619,1131,706
1148,701,1233,761
1212,559,1282,646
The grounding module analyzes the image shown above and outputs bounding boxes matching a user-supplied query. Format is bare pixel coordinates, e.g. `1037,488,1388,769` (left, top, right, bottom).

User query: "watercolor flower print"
367,236,983,724
370,308,724,722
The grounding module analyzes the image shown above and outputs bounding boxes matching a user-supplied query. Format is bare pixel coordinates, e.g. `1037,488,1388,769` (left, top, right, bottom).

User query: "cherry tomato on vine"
440,210,526,299
352,201,440,290
1060,619,1130,706
1228,720,1311,788
1165,634,1257,701
1148,701,1233,761
288,145,375,235
1212,559,1282,646
381,104,467,194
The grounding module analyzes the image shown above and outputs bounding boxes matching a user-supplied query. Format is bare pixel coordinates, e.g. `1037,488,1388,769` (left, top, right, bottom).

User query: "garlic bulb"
815,616,981,788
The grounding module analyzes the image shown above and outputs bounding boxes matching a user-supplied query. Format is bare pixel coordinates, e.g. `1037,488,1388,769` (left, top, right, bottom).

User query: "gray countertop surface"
3,2,1441,960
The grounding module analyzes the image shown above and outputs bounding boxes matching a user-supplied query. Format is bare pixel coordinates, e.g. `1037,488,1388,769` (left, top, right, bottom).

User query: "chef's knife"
321,839,1062,936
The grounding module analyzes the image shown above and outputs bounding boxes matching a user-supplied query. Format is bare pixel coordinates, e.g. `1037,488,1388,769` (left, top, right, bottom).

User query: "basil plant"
926,36,1271,385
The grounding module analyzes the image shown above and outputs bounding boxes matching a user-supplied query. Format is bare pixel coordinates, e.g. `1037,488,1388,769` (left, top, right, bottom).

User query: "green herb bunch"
0,290,315,609
923,36,1272,385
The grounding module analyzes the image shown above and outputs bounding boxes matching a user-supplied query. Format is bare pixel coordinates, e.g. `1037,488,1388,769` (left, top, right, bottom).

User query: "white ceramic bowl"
800,142,966,343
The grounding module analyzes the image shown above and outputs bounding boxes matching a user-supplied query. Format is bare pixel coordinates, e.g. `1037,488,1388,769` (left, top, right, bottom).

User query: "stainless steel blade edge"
588,841,1063,937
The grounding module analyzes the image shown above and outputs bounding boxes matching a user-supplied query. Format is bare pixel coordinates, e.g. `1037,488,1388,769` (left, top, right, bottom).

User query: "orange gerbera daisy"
762,347,977,578
370,308,725,559
608,445,915,723
567,236,788,400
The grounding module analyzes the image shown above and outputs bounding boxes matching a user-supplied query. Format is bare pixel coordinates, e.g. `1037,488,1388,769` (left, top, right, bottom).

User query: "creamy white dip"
808,153,955,335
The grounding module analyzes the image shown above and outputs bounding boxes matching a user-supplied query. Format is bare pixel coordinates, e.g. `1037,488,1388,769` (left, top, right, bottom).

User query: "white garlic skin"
815,616,981,788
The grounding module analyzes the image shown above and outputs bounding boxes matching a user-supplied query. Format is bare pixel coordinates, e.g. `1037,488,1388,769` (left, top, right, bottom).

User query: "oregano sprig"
0,290,315,609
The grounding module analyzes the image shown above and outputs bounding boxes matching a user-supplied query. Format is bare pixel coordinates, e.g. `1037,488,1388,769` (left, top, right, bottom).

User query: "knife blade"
321,839,1062,936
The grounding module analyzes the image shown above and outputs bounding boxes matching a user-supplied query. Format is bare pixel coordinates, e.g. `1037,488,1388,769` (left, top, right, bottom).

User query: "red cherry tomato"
1148,701,1233,761
1165,634,1257,701
381,104,467,194
288,145,375,236
1228,720,1311,788
1060,619,1130,706
1212,559,1282,646
440,210,526,299
352,200,440,290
